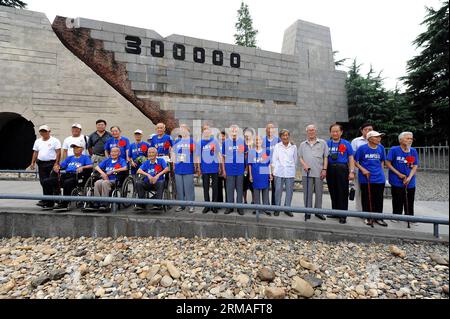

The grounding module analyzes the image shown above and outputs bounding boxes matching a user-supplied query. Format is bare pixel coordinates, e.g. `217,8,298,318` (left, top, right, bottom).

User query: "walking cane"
404,184,410,229
367,176,374,227
304,168,311,221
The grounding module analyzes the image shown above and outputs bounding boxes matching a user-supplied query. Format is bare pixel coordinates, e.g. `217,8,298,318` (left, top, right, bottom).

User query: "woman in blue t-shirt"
172,124,196,213
386,132,419,218
326,124,355,224
248,136,272,217
354,131,388,228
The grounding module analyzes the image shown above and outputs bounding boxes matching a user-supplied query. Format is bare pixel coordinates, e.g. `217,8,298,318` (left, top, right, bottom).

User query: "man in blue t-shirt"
148,123,173,156
263,122,281,206
46,141,93,211
135,147,169,211
222,124,247,215
196,126,222,214
129,129,151,175
354,131,387,227
91,147,128,211
386,132,419,217
104,126,130,162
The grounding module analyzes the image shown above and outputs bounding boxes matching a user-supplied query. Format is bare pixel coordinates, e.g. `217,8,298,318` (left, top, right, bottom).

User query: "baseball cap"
70,140,84,148
134,129,143,134
366,131,385,139
38,125,50,132
72,123,82,129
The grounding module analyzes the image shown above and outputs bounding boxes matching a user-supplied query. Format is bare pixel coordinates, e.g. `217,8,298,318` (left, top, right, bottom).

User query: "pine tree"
403,1,449,145
234,1,258,47
0,0,27,8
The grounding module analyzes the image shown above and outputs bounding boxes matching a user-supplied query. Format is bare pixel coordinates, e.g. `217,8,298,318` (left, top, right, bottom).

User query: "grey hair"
398,131,413,142
279,129,290,137
306,124,316,131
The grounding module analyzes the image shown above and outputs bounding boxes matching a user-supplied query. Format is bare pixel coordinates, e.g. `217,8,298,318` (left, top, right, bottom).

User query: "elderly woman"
386,132,419,219
172,124,196,213
354,131,387,227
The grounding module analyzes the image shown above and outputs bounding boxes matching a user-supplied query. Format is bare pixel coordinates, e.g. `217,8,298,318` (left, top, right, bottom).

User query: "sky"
26,0,443,90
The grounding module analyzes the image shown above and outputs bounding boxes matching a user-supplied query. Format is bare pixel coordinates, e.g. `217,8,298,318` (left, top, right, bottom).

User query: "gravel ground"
0,236,448,299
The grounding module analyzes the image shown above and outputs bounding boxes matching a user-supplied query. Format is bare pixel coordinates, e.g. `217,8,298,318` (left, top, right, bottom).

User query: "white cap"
134,129,143,134
367,131,385,139
72,123,82,129
38,125,50,131
70,140,84,148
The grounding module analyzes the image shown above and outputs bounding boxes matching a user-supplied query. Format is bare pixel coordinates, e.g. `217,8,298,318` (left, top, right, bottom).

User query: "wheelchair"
157,156,177,203
49,169,91,211
82,170,129,212
132,174,169,213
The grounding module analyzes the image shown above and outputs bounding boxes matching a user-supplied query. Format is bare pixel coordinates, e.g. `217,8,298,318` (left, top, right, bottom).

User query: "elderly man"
299,124,328,221
271,129,297,217
351,123,374,211
30,125,61,210
386,132,419,220
135,147,169,211
263,122,281,206
62,123,89,159
49,141,93,211
91,147,128,212
88,119,111,167
223,124,247,215
149,122,173,157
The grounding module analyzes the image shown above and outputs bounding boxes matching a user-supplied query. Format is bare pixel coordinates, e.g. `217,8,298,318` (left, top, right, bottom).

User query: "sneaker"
188,207,195,213
304,214,311,221
83,204,99,211
375,219,388,227
53,204,68,212
284,211,294,217
134,205,145,211
175,206,185,212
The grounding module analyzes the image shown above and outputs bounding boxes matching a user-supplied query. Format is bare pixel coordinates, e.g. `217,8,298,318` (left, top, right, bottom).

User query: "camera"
330,153,338,161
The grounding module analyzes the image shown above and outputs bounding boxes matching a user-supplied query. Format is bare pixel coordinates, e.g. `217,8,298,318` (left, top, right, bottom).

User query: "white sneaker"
175,206,185,212
188,207,195,213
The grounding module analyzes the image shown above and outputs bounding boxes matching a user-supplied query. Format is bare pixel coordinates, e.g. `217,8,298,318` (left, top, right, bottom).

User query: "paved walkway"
0,180,448,239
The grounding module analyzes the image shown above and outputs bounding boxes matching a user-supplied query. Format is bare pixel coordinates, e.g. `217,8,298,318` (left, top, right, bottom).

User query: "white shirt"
33,136,61,161
351,136,368,153
62,135,89,156
272,142,298,178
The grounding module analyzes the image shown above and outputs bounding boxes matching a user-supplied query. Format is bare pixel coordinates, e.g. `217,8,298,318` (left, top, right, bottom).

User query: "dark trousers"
270,179,276,205
202,173,218,205
136,179,164,200
360,183,385,214
43,171,91,206
38,160,56,205
217,175,227,202
391,186,415,215
327,164,349,211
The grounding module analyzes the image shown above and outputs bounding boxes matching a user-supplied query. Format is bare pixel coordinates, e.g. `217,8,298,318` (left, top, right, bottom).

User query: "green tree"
345,60,418,146
0,0,27,8
234,1,258,47
403,1,449,145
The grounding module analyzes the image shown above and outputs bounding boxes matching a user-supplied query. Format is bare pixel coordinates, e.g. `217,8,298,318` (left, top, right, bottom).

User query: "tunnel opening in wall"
0,113,35,170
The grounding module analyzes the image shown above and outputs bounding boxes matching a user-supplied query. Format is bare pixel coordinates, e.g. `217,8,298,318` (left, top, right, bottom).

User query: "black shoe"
53,204,68,212
224,209,233,214
252,211,256,215
134,205,145,211
264,211,272,216
365,219,374,227
339,217,347,224
237,209,244,215
36,201,45,207
327,215,337,218
375,219,388,227
284,211,294,217
304,214,311,221
202,207,210,214
212,208,218,214
315,214,326,221
274,212,279,216
84,203,99,211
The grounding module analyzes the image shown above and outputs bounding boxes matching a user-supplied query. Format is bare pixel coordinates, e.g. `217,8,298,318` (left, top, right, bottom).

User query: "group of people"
30,120,419,226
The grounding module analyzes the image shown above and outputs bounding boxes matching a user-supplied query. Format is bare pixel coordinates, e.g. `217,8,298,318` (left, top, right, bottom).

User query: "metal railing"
0,193,447,238
385,145,449,172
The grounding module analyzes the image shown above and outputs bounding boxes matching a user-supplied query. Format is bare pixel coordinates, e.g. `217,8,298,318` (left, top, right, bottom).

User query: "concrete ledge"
1,208,447,244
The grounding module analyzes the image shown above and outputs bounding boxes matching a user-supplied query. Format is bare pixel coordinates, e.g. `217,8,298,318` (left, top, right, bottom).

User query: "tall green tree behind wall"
0,0,27,8
403,1,449,145
234,1,258,47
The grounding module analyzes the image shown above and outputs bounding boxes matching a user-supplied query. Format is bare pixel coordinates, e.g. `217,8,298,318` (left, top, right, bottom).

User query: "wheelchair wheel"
111,188,121,211
167,173,177,200
69,187,84,210
121,176,135,209
82,176,95,211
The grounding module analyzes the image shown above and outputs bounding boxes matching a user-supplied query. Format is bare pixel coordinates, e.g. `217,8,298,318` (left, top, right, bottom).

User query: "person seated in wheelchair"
134,147,169,211
90,146,128,212
129,129,150,175
50,141,93,211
